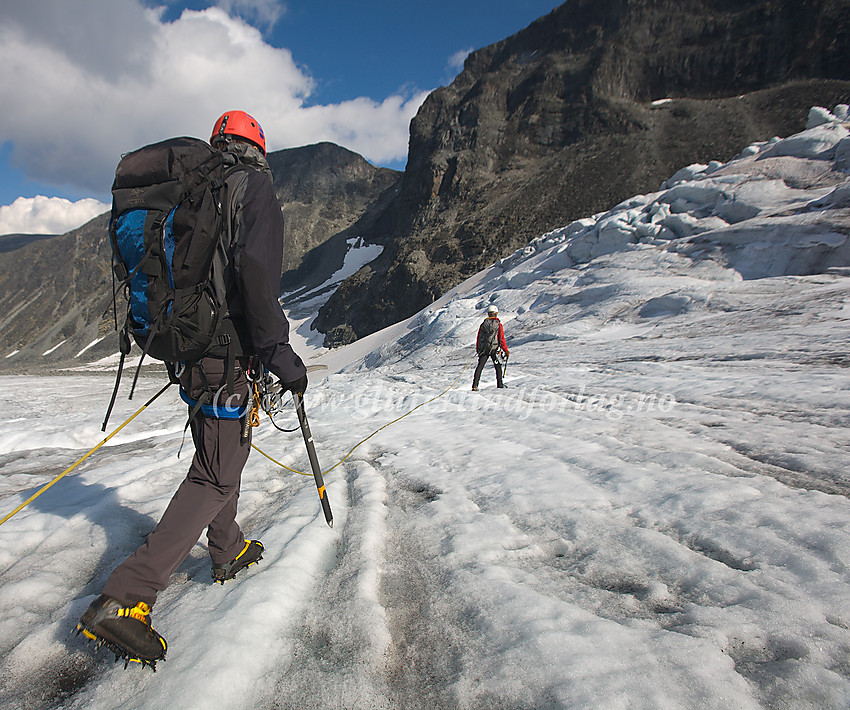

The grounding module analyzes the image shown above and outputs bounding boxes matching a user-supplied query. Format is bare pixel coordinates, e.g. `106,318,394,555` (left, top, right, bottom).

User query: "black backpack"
479,318,501,354
103,137,242,427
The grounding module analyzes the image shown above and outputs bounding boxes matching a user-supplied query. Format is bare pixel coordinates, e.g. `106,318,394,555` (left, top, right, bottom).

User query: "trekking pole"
503,352,510,377
293,392,333,528
0,381,173,528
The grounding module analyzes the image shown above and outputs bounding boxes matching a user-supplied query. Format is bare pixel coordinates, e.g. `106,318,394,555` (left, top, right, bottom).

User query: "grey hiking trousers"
102,356,251,607
472,352,504,389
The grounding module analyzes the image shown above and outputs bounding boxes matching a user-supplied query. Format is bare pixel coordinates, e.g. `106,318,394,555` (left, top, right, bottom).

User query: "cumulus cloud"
0,196,109,236
0,0,428,197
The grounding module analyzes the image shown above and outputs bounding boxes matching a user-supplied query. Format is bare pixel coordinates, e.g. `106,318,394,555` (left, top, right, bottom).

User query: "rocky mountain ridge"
269,142,400,275
313,0,850,345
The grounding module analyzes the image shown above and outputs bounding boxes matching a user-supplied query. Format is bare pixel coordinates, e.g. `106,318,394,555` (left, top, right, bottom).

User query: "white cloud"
216,0,287,30
0,196,109,236
0,1,428,197
448,47,473,72
289,92,431,165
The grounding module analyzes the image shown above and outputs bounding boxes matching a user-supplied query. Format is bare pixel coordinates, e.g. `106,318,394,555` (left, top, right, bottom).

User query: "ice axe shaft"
293,392,333,528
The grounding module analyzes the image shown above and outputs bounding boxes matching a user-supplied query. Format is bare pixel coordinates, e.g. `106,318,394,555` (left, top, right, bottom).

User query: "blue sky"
0,0,563,235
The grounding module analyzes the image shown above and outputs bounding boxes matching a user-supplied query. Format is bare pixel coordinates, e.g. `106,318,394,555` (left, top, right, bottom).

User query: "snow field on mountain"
0,106,849,708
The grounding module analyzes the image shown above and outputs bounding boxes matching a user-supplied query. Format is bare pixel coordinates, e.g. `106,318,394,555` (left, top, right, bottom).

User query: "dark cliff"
314,0,850,345
268,142,400,275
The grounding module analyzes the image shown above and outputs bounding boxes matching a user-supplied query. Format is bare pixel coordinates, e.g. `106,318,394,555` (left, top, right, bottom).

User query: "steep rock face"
315,0,850,344
268,142,400,274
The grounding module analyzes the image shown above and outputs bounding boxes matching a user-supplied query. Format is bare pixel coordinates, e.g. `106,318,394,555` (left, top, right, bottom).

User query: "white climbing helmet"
487,305,499,316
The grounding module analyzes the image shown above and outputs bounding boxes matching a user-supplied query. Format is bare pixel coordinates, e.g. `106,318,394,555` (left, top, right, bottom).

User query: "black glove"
283,373,308,396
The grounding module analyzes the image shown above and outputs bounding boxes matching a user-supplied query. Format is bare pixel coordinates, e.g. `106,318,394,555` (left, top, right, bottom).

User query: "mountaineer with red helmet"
78,111,307,666
211,109,266,154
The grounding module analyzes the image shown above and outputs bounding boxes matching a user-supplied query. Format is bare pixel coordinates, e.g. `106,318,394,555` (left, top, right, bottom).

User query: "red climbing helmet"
210,110,266,155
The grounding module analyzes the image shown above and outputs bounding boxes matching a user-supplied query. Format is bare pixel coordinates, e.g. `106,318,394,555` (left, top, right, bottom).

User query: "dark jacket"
224,153,305,385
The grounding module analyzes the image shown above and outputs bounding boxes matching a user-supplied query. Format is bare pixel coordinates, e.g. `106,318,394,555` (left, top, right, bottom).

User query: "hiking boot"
77,594,167,669
212,539,264,584
471,386,478,391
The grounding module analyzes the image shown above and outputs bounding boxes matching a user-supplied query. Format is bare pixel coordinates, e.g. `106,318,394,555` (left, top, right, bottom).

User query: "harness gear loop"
249,380,261,429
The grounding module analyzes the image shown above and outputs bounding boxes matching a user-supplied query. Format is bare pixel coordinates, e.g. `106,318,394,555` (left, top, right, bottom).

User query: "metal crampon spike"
77,627,162,672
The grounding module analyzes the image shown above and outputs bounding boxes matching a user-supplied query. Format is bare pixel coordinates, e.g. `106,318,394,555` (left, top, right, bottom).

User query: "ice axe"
498,350,510,377
293,391,333,528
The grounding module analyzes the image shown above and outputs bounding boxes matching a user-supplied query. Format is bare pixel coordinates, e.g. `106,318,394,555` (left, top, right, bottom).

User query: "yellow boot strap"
118,602,151,623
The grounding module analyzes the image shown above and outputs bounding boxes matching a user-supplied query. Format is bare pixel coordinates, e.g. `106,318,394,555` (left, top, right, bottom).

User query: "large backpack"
478,318,501,354
103,137,242,426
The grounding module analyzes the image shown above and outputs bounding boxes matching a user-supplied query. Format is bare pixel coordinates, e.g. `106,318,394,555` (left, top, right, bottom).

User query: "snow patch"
75,336,107,358
41,340,66,356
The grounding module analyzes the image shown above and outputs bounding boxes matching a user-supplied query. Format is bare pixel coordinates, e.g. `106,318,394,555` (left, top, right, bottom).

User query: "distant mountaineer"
472,305,509,390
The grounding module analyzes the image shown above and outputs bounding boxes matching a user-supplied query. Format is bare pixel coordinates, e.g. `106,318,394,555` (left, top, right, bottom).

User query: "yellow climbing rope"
251,353,477,477
251,434,309,476
0,382,173,528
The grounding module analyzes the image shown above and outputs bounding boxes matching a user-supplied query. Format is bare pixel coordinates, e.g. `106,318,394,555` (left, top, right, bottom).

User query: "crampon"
212,539,264,584
76,627,164,670
76,595,167,671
